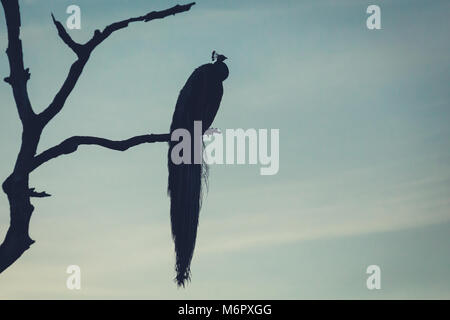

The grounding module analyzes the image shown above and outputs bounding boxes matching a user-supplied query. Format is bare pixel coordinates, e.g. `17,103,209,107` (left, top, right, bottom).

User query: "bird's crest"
212,50,227,62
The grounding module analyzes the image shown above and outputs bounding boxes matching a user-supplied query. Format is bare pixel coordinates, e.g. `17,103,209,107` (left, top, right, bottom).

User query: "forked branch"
39,2,196,126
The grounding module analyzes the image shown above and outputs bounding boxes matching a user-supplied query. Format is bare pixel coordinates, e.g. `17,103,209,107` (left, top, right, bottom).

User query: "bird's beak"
223,56,228,60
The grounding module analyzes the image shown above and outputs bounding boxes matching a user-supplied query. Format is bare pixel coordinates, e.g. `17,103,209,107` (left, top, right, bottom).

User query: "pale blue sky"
0,0,449,299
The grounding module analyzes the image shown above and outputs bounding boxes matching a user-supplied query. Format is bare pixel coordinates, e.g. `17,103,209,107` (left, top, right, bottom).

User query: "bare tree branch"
31,133,170,171
1,0,35,123
38,57,89,126
39,2,196,126
85,2,196,51
50,13,84,57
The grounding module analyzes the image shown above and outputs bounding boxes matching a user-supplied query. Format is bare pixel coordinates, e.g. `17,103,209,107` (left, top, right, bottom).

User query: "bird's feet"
204,127,222,136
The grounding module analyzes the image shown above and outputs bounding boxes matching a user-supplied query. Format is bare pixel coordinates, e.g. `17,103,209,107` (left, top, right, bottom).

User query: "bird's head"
212,50,227,63
211,50,229,81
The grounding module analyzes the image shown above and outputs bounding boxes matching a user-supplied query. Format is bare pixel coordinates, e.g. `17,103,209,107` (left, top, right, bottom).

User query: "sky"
0,0,449,299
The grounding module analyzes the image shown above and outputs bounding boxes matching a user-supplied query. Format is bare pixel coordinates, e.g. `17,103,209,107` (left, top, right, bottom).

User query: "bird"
167,51,229,286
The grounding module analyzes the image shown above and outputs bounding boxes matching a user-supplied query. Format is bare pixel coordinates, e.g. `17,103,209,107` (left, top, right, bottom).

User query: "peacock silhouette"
167,51,229,286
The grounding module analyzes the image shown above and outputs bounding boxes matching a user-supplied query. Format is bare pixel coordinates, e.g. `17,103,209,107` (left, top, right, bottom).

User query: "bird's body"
168,52,228,286
170,61,228,134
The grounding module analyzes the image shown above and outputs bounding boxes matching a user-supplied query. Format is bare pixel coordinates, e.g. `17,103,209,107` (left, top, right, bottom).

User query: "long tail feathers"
167,141,207,287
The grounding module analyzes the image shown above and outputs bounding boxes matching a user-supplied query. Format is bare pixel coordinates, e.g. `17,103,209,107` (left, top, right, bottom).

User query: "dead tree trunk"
0,0,193,274
1,173,36,273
